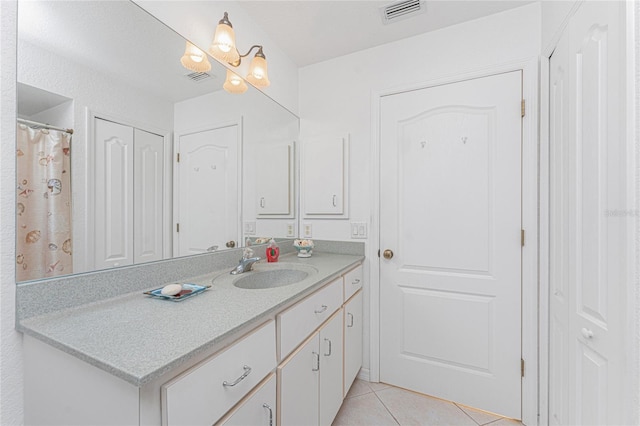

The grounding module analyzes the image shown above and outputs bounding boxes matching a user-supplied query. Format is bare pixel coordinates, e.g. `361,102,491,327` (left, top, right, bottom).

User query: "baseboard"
357,368,370,382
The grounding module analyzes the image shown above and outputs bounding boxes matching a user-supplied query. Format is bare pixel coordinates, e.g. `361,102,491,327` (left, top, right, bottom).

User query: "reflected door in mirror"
94,118,165,269
175,125,240,256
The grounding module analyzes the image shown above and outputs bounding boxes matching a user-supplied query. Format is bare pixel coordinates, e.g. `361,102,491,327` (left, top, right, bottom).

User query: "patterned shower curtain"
16,123,72,281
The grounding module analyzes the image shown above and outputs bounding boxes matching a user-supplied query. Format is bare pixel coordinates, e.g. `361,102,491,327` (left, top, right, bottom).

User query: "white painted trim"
369,58,540,425
172,118,244,254
85,109,172,271
623,2,639,424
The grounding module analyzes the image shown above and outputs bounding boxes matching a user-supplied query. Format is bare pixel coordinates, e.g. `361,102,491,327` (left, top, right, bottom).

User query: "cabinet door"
278,332,320,426
302,135,348,217
344,291,363,396
256,143,293,216
94,118,134,269
319,310,344,426
133,128,164,264
218,373,276,426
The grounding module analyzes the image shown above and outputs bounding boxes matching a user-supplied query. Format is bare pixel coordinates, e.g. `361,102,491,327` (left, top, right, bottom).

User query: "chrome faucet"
230,255,261,275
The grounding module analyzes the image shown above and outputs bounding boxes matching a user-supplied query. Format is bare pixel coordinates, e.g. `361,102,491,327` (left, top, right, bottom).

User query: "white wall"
298,2,541,383
135,0,299,116
18,40,175,275
0,2,22,424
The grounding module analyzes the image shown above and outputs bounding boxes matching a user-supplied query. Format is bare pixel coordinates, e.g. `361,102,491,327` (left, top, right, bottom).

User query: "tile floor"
332,380,523,426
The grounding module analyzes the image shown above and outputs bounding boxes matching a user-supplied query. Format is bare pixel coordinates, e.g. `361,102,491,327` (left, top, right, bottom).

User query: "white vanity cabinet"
217,373,276,426
278,310,343,426
344,290,363,397
162,321,276,426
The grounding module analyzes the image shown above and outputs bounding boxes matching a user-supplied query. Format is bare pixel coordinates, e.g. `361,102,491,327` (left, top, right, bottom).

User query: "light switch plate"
350,222,367,239
303,223,313,238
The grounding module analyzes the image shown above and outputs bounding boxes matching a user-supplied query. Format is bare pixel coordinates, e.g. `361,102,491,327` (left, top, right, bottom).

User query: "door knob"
581,328,594,339
226,240,236,248
383,249,394,260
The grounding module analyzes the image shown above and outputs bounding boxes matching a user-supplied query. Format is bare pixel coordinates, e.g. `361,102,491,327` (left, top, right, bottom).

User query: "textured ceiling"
238,0,536,67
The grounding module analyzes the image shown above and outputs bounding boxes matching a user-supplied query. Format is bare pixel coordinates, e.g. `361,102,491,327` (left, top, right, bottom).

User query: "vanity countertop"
17,252,363,387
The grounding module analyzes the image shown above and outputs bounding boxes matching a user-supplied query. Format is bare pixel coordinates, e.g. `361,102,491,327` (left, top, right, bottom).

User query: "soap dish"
143,283,210,302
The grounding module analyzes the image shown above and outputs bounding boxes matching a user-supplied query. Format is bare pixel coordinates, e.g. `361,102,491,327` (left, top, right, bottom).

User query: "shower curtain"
16,123,72,281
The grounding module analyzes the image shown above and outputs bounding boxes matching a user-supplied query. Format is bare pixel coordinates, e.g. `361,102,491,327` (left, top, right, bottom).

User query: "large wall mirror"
16,0,299,283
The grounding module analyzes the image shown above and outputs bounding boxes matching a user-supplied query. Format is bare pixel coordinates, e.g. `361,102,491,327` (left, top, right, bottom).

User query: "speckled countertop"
17,252,363,387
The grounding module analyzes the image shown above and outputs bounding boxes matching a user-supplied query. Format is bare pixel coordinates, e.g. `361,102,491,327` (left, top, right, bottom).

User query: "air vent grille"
381,0,425,24
185,71,212,83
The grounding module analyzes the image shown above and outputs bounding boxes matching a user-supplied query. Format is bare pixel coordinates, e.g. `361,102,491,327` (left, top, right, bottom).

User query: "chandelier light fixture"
209,12,271,93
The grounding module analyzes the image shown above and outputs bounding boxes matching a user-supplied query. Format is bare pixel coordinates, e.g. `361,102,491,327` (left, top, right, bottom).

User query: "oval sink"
233,269,309,289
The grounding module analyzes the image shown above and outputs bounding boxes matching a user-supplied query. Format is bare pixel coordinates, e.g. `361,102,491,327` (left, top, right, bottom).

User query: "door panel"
549,2,625,424
380,71,522,418
176,125,239,256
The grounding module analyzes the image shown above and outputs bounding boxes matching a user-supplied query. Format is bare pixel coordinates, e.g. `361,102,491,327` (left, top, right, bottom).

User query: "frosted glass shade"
246,54,270,87
223,69,248,94
180,42,211,73
209,22,240,64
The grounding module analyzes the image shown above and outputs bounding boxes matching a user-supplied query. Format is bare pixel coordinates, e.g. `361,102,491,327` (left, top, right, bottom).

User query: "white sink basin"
212,262,318,290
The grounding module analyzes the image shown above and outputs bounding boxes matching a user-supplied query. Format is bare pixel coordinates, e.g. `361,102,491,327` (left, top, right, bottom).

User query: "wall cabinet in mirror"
255,142,295,217
301,135,349,218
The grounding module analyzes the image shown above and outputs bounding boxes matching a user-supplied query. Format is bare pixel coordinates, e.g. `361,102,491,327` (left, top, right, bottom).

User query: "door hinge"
176,153,180,162
521,229,525,247
521,358,525,377
176,223,180,233
521,99,526,117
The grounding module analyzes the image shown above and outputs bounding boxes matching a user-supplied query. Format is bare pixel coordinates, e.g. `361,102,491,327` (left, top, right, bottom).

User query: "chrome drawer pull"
347,312,354,327
332,195,337,207
260,197,265,208
324,338,332,356
263,403,273,426
312,352,320,371
352,279,361,285
314,305,328,314
223,365,252,387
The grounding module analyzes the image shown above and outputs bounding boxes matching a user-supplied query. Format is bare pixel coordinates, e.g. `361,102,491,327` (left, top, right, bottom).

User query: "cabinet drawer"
162,321,276,426
343,265,363,302
217,373,276,426
278,278,343,359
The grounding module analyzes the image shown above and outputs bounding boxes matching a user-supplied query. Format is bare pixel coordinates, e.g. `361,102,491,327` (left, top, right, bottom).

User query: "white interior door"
133,128,164,264
549,2,625,424
94,118,134,269
379,71,522,419
176,125,240,256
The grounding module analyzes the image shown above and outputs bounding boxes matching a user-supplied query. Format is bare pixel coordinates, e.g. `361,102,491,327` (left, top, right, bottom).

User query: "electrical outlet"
286,222,295,237
303,223,313,238
244,221,256,235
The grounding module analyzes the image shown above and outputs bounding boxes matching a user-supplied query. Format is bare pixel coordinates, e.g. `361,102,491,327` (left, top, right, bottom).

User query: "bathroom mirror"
15,0,298,282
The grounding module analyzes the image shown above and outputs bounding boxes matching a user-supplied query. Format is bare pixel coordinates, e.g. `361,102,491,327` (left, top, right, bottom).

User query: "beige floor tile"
368,381,392,392
454,403,502,425
486,418,523,426
375,387,477,426
346,379,374,398
332,393,399,426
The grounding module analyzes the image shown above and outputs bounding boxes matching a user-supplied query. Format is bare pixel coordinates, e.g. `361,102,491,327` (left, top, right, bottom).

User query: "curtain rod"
17,118,74,135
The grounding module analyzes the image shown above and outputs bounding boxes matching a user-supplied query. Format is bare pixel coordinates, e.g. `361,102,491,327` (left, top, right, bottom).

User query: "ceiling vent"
184,71,213,83
380,0,426,24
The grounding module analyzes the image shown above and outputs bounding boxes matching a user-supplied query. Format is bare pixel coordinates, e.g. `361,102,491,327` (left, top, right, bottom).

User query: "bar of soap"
161,283,183,296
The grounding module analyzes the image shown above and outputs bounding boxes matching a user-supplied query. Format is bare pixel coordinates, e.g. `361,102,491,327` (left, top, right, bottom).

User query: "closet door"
94,118,134,269
549,2,626,424
133,128,164,264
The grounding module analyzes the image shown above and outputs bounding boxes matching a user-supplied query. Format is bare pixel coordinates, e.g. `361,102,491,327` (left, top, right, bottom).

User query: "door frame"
172,118,243,256
369,58,539,425
539,2,639,425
